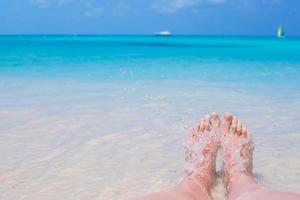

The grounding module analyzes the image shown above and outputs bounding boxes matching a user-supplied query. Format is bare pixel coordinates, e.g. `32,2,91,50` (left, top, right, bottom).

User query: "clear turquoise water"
0,36,300,200
1,35,300,85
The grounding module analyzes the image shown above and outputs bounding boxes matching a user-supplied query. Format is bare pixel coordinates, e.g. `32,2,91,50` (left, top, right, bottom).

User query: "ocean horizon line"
0,33,300,38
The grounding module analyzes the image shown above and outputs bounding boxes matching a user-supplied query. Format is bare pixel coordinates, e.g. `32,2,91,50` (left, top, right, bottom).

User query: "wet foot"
184,112,221,191
221,113,254,193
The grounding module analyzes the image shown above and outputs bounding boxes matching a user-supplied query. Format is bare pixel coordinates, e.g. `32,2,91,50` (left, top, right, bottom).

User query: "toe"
211,112,220,120
190,120,202,138
199,119,205,132
210,112,220,132
242,127,247,137
247,131,253,141
204,115,211,131
237,121,242,136
223,113,233,135
231,117,238,135
224,112,233,121
205,120,211,132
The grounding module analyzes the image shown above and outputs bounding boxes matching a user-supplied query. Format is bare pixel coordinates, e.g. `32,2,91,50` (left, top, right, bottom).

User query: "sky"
0,0,299,35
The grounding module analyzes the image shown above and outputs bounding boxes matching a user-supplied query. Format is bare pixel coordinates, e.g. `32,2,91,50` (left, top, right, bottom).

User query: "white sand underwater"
0,79,300,199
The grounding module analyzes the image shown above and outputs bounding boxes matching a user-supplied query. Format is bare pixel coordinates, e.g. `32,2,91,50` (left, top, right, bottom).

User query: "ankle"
175,176,212,199
228,172,261,198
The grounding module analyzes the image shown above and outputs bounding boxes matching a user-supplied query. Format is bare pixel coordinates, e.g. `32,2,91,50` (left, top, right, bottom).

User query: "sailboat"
277,25,285,38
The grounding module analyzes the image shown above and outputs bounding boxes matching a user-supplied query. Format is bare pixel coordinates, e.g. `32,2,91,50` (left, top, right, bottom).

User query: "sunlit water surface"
0,36,300,199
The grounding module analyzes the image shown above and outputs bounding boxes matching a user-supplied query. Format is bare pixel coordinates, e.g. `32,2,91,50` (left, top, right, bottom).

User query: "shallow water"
0,36,300,199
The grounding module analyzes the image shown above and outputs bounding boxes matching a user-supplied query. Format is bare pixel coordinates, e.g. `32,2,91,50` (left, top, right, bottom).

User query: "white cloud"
29,0,127,17
153,0,227,13
29,0,227,15
112,1,133,16
83,0,103,17
82,0,134,17
29,0,52,8
58,0,73,6
29,0,73,7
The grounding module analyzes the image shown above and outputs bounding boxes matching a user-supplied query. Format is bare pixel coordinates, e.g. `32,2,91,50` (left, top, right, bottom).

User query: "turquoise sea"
1,35,300,83
0,36,300,199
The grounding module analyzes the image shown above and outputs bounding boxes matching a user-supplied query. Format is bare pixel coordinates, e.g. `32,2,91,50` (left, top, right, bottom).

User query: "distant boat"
277,25,285,38
155,30,172,36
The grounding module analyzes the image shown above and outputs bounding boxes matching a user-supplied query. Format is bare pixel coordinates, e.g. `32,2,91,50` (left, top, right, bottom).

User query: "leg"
136,113,221,200
135,180,211,200
222,113,300,200
228,173,300,200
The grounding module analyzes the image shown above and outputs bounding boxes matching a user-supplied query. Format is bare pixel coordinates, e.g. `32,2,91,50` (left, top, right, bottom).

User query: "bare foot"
221,113,255,193
137,113,300,200
183,112,221,193
136,113,221,200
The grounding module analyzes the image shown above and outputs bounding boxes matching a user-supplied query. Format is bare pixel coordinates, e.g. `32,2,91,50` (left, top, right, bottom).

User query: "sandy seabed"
0,79,300,200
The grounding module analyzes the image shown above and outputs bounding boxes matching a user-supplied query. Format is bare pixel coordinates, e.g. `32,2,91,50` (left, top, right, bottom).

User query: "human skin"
222,113,300,200
136,113,220,200
136,113,300,200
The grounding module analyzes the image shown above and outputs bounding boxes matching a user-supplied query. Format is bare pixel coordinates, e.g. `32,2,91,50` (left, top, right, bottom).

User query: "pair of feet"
184,112,254,195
